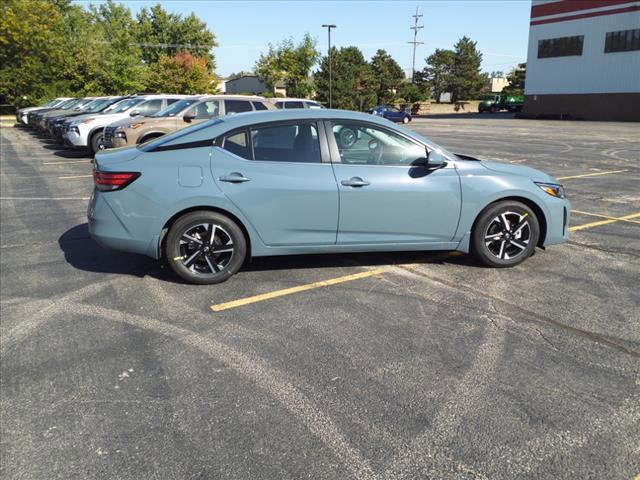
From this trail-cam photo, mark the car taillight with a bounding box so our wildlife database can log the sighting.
[93,171,140,192]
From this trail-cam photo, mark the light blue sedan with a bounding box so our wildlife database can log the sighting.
[88,109,570,284]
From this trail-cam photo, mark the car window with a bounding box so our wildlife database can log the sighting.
[275,102,284,109]
[166,98,181,106]
[109,98,145,113]
[153,98,199,117]
[252,101,268,111]
[284,101,304,109]
[331,122,426,166]
[251,123,320,163]
[225,100,252,114]
[305,101,322,109]
[222,130,251,159]
[187,100,220,119]
[136,99,163,116]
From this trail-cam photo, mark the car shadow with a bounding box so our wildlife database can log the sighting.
[60,224,480,284]
[54,149,90,159]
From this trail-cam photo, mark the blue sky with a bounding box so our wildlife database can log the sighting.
[78,0,532,77]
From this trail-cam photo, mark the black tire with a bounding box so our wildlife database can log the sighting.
[489,106,496,113]
[165,211,247,284]
[471,200,539,268]
[89,130,105,155]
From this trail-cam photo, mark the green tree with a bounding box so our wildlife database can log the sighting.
[370,49,405,105]
[450,36,484,102]
[314,46,378,111]
[0,0,65,106]
[90,0,147,94]
[135,4,217,69]
[255,34,319,98]
[502,63,526,96]
[145,52,214,94]
[420,48,455,103]
[396,82,429,103]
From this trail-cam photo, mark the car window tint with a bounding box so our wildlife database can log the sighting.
[166,98,180,105]
[252,101,268,111]
[251,123,321,163]
[222,130,251,159]
[189,100,220,119]
[275,102,284,109]
[331,122,425,166]
[225,100,252,114]
[284,101,304,109]
[136,99,163,115]
[305,101,321,109]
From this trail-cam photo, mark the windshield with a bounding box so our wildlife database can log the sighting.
[59,99,82,109]
[71,98,96,110]
[108,98,145,114]
[79,99,107,112]
[152,98,199,117]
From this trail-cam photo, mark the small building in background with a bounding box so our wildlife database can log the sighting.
[224,75,287,97]
[524,0,640,121]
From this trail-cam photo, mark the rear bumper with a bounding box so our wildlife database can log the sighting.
[87,191,159,259]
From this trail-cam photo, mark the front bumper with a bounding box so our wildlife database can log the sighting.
[542,197,571,246]
[64,127,89,148]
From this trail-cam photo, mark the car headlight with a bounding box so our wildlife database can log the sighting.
[535,182,565,198]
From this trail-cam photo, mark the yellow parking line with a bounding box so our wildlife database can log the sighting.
[569,212,640,232]
[211,267,387,312]
[44,160,88,165]
[572,209,640,225]
[57,174,93,179]
[556,169,627,181]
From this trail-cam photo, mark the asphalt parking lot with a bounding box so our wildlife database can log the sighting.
[1,115,638,480]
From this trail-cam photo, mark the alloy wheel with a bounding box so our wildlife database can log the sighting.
[484,211,531,260]
[177,223,234,275]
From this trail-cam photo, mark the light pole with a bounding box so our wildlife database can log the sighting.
[322,24,336,108]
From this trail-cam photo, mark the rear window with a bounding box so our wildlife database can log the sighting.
[225,100,252,114]
[284,101,305,109]
[252,101,268,111]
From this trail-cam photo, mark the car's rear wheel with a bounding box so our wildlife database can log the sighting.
[166,211,247,284]
[471,201,539,268]
[402,116,410,124]
[90,130,105,155]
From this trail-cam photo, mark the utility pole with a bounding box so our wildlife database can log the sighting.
[322,24,337,108]
[408,6,424,83]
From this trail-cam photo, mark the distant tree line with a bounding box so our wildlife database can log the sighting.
[0,0,218,106]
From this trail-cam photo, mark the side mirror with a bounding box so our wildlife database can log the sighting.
[129,110,140,117]
[183,111,195,123]
[427,148,446,167]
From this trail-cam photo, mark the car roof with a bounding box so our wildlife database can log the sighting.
[221,108,393,126]
[275,98,319,103]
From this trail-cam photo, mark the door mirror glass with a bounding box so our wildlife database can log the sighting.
[427,149,446,167]
[129,110,140,117]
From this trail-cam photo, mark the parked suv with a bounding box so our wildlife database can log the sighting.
[47,96,126,140]
[103,95,273,149]
[30,97,96,130]
[16,98,72,125]
[274,98,324,109]
[63,94,188,154]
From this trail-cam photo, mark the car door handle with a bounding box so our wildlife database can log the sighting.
[341,177,370,187]
[219,173,251,183]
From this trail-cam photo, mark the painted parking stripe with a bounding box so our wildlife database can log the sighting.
[211,268,387,312]
[569,212,640,232]
[556,169,627,181]
[57,174,93,179]
[572,209,640,225]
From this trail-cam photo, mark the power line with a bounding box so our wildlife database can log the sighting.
[408,5,424,82]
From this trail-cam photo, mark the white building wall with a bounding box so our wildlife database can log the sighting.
[525,8,640,95]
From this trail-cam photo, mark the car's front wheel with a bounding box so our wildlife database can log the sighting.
[166,211,247,284]
[471,201,539,268]
[89,130,105,155]
[402,116,410,124]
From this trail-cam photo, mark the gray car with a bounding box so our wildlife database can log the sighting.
[88,109,570,284]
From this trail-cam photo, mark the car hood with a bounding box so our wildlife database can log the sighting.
[481,161,557,183]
